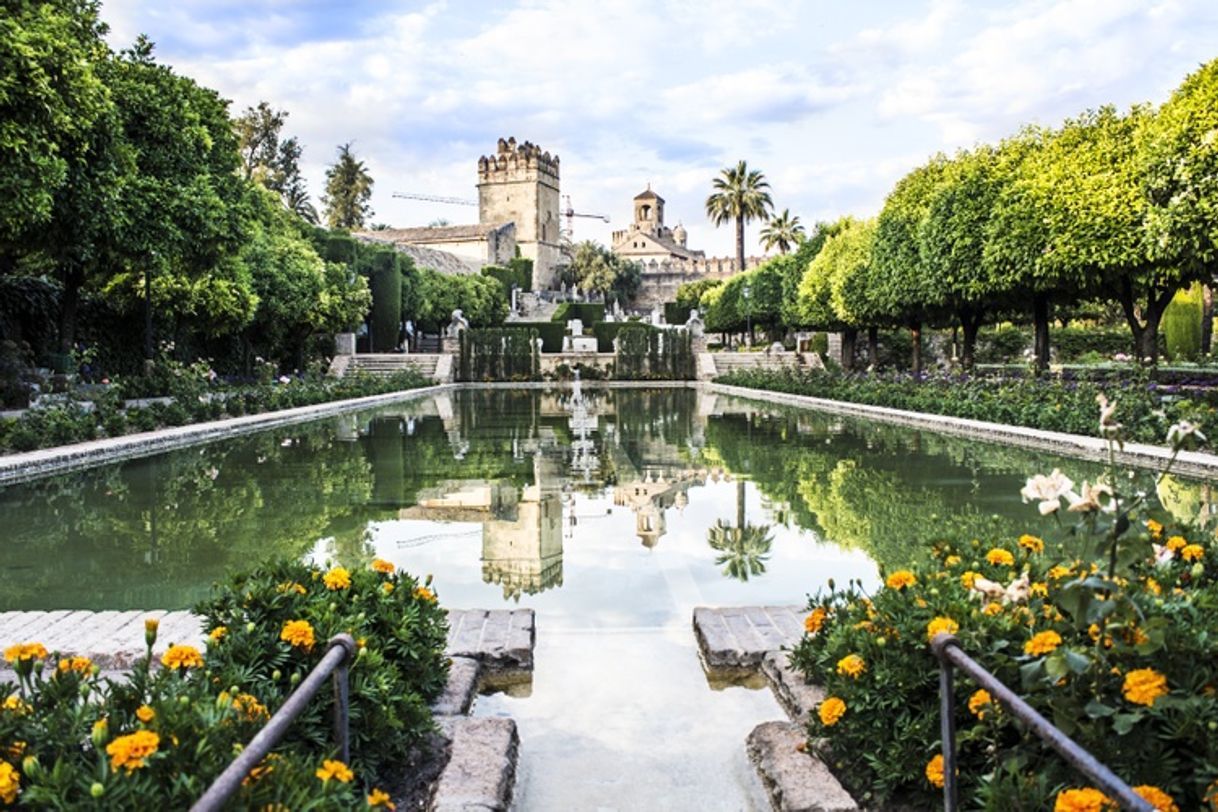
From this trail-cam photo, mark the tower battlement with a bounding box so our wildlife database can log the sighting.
[477,137,560,184]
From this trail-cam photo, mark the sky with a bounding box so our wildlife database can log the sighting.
[99,0,1218,258]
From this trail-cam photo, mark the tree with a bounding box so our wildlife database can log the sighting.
[322,143,374,230]
[759,209,805,254]
[567,241,640,307]
[797,217,873,367]
[780,220,846,330]
[705,160,773,271]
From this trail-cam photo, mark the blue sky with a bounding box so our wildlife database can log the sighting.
[101,0,1218,258]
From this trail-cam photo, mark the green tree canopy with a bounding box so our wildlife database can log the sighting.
[322,143,373,230]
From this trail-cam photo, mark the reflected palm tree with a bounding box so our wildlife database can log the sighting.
[707,479,773,581]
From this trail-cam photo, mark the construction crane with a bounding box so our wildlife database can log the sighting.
[391,191,609,236]
[561,195,609,238]
[391,192,476,206]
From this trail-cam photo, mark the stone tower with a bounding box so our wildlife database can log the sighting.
[477,137,561,290]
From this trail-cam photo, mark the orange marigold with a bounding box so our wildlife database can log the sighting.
[1145,519,1164,539]
[925,754,945,788]
[316,758,354,783]
[1018,534,1045,554]
[323,567,351,591]
[0,761,18,805]
[804,607,828,635]
[885,570,917,590]
[367,788,396,809]
[57,656,93,674]
[985,548,1015,567]
[135,705,155,723]
[818,697,846,727]
[1132,786,1178,812]
[1054,787,1113,811]
[1047,565,1073,580]
[982,602,1002,616]
[1181,544,1204,562]
[1024,630,1062,656]
[3,643,47,664]
[836,654,866,679]
[926,616,959,642]
[413,585,437,603]
[280,619,315,651]
[968,689,993,719]
[371,559,395,574]
[961,571,980,589]
[1164,536,1186,553]
[106,729,160,773]
[1122,668,1168,707]
[160,644,204,670]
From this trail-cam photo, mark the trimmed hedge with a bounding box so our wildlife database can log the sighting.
[513,321,565,353]
[551,302,605,325]
[664,302,692,325]
[366,249,402,352]
[593,321,633,353]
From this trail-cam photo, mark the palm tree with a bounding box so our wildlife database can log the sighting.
[705,160,774,271]
[759,209,805,255]
[706,519,773,581]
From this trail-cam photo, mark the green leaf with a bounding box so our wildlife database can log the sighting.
[1111,712,1141,735]
[1084,699,1115,718]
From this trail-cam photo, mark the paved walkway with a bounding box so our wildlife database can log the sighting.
[0,608,534,673]
[692,605,805,670]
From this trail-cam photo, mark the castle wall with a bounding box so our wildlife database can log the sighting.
[477,138,562,290]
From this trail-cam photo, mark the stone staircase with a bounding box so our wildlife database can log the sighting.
[330,353,452,382]
[700,351,820,380]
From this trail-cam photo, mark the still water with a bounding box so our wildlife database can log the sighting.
[3,387,1204,810]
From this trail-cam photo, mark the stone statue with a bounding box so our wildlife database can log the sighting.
[685,309,704,338]
[445,309,470,338]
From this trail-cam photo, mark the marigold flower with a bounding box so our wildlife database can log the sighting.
[106,730,160,772]
[817,697,846,727]
[1122,668,1168,707]
[231,693,269,722]
[243,754,277,786]
[1144,577,1162,596]
[371,559,395,574]
[802,606,827,635]
[277,581,307,595]
[885,570,917,590]
[925,754,945,788]
[6,742,25,762]
[1047,565,1073,580]
[1181,544,1204,562]
[944,554,961,566]
[160,644,204,670]
[413,585,437,603]
[0,696,26,716]
[0,761,18,804]
[961,571,980,589]
[926,616,959,642]
[144,618,159,647]
[323,567,352,590]
[135,705,155,723]
[1132,785,1177,812]
[3,643,48,664]
[383,582,395,595]
[1164,536,1186,553]
[968,689,993,719]
[1018,534,1045,554]
[316,758,354,783]
[367,788,396,808]
[57,656,93,674]
[982,602,1002,616]
[836,654,866,679]
[1054,787,1113,811]
[208,626,227,643]
[985,548,1015,567]
[1024,630,1062,656]
[1145,519,1164,539]
[280,619,315,651]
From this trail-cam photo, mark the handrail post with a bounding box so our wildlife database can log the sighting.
[935,635,958,812]
[332,638,356,763]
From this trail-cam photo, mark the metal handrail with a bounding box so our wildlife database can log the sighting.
[930,633,1153,812]
[191,633,358,812]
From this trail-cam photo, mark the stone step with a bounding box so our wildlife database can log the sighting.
[692,605,805,670]
[430,717,518,812]
[747,721,858,812]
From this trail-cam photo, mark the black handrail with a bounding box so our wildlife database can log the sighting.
[930,633,1153,811]
[190,633,358,812]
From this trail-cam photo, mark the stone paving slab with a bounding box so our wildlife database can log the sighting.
[0,607,535,675]
[747,721,858,812]
[693,605,805,669]
[431,656,482,717]
[430,717,518,812]
[762,651,824,724]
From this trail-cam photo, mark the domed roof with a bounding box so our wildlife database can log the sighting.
[673,222,687,237]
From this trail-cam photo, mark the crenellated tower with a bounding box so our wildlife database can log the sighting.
[477,137,561,290]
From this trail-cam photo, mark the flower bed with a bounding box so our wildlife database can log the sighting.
[715,367,1218,446]
[0,369,433,455]
[0,559,448,808]
[790,420,1218,810]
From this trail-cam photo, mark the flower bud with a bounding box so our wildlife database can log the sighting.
[79,683,92,699]
[21,755,41,780]
[91,718,109,748]
[90,783,105,799]
[290,672,302,686]
[246,622,256,633]
[1192,563,1205,579]
[425,573,434,586]
[271,669,282,681]
[178,695,190,706]
[145,618,159,647]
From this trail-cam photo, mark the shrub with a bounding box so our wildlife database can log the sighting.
[790,422,1218,810]
[1164,284,1203,362]
[367,250,402,352]
[513,321,565,353]
[550,302,605,326]
[0,558,448,808]
[664,302,692,326]
[457,327,539,382]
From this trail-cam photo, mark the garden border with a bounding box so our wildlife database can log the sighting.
[707,382,1218,479]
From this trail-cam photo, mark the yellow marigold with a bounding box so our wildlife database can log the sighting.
[106,729,160,772]
[208,626,227,643]
[818,697,846,727]
[280,619,315,651]
[277,581,307,595]
[57,656,93,675]
[1047,565,1073,580]
[3,643,47,664]
[1144,577,1162,596]
[5,742,24,762]
[1146,519,1164,539]
[243,754,278,786]
[1124,626,1149,646]
[413,585,437,603]
[1030,582,1048,598]
[135,705,155,723]
[1054,787,1113,811]
[944,554,962,566]
[926,616,959,642]
[316,758,354,783]
[0,696,25,716]
[371,558,395,574]
[961,571,979,589]
[836,654,866,679]
[1024,630,1062,656]
[1122,668,1168,707]
[367,788,396,809]
[1019,534,1045,554]
[804,606,828,634]
[968,689,993,719]
[1181,544,1204,562]
[160,644,204,670]
[885,570,917,590]
[1165,535,1186,553]
[985,548,1015,567]
[323,567,352,591]
[1132,786,1178,812]
[925,754,945,788]
[982,602,1002,616]
[383,582,395,595]
[232,693,269,722]
[0,761,18,805]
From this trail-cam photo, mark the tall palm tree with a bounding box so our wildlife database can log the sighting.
[759,209,805,255]
[705,160,774,271]
[706,519,773,581]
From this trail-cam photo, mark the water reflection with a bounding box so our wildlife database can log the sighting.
[3,387,1214,611]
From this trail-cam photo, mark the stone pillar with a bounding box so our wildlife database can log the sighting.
[335,333,356,355]
[826,333,843,366]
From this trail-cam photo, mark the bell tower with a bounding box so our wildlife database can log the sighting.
[477,137,561,290]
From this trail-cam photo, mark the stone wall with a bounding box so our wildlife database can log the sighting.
[477,138,562,290]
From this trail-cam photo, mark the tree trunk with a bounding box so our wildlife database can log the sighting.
[736,478,746,529]
[867,326,879,367]
[1203,283,1213,356]
[910,321,922,376]
[841,327,858,371]
[57,267,83,355]
[960,310,983,371]
[1032,292,1050,374]
[1116,275,1175,366]
[735,216,746,272]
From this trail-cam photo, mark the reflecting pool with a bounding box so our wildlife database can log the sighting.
[3,387,1212,810]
